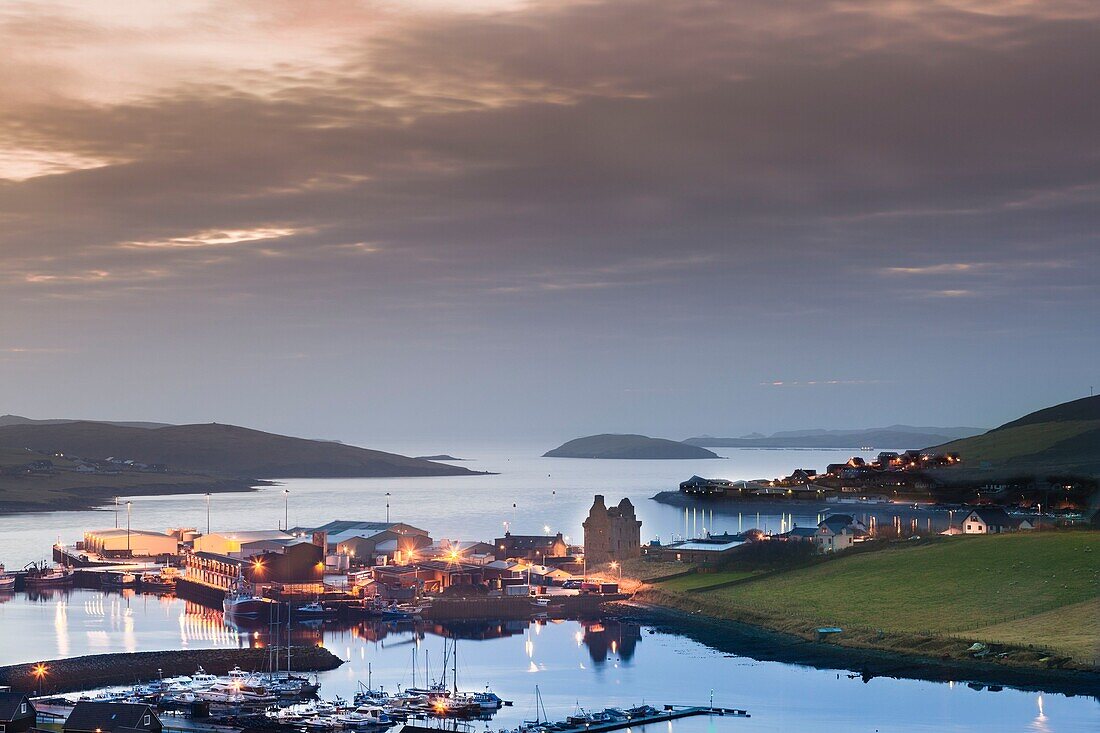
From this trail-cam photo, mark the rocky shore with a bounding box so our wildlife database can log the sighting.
[0,647,344,694]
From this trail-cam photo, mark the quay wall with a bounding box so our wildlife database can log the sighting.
[0,647,344,695]
[422,592,629,620]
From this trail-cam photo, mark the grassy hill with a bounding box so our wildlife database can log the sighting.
[644,531,1100,666]
[0,421,479,478]
[544,434,719,459]
[931,395,1100,476]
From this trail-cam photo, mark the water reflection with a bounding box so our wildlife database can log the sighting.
[0,589,1095,732]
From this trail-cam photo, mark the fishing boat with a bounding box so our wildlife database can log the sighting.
[139,572,176,592]
[222,572,281,619]
[23,562,74,587]
[296,601,336,617]
[0,564,15,591]
[101,570,137,588]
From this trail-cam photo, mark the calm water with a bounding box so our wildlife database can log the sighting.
[0,444,1095,730]
[0,444,913,568]
[0,588,1095,732]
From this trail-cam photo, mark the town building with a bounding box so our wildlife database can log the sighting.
[493,532,568,561]
[961,507,1031,534]
[184,540,324,593]
[0,693,35,733]
[192,530,298,557]
[80,529,178,558]
[679,475,734,496]
[582,495,642,564]
[288,520,431,555]
[814,514,868,552]
[63,703,161,733]
[641,536,744,565]
[335,531,433,567]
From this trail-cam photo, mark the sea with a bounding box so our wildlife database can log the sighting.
[0,443,1096,731]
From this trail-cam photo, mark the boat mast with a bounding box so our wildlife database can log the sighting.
[451,637,457,695]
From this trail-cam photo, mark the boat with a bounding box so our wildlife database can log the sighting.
[0,564,15,591]
[102,571,137,588]
[23,562,74,587]
[296,601,336,616]
[139,572,177,592]
[222,572,281,619]
[380,604,424,620]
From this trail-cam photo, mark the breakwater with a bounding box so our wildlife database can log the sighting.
[0,647,344,694]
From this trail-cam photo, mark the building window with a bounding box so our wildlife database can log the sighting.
[144,714,151,726]
[21,703,27,714]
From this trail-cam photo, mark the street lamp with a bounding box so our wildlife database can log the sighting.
[610,561,620,581]
[205,493,211,534]
[126,501,132,554]
[283,488,290,530]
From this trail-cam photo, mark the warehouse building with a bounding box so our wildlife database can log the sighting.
[81,528,178,558]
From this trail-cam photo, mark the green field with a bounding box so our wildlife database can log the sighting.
[658,570,756,591]
[649,532,1100,664]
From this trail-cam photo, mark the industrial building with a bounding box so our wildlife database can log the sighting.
[81,528,178,558]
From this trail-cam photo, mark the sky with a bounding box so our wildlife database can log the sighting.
[0,0,1098,446]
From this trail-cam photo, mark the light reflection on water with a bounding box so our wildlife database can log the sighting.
[0,589,1096,732]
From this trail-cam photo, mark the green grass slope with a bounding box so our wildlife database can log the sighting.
[0,421,479,478]
[931,396,1100,476]
[696,533,1098,661]
[544,433,719,459]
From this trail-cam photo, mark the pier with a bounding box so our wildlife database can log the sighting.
[401,705,749,733]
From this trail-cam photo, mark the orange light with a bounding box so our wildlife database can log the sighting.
[33,663,47,678]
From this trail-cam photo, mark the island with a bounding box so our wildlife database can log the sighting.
[544,434,720,460]
[0,418,486,515]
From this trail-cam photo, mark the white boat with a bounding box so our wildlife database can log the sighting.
[190,667,218,689]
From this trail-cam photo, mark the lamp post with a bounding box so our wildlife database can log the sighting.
[283,488,289,531]
[205,493,211,534]
[126,501,132,554]
[114,496,119,529]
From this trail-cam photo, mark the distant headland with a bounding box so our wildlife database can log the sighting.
[0,416,486,515]
[544,434,720,460]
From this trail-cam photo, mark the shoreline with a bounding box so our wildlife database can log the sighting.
[609,601,1100,698]
[0,478,270,517]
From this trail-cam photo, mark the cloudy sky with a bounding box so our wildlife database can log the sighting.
[1,0,1097,445]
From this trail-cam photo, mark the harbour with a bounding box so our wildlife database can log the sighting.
[1,449,1097,732]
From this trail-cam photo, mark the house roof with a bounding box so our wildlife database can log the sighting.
[64,702,157,732]
[495,534,564,551]
[0,693,32,721]
[966,507,1014,526]
[781,527,819,539]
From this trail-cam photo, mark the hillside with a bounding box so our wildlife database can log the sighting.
[686,425,984,449]
[544,434,719,459]
[642,532,1100,668]
[930,395,1100,476]
[0,414,172,429]
[0,421,480,478]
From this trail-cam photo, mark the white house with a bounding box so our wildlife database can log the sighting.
[961,507,1015,534]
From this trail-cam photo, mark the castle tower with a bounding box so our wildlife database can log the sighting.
[583,495,642,564]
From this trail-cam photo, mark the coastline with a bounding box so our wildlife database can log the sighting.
[610,601,1100,698]
[0,477,270,517]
